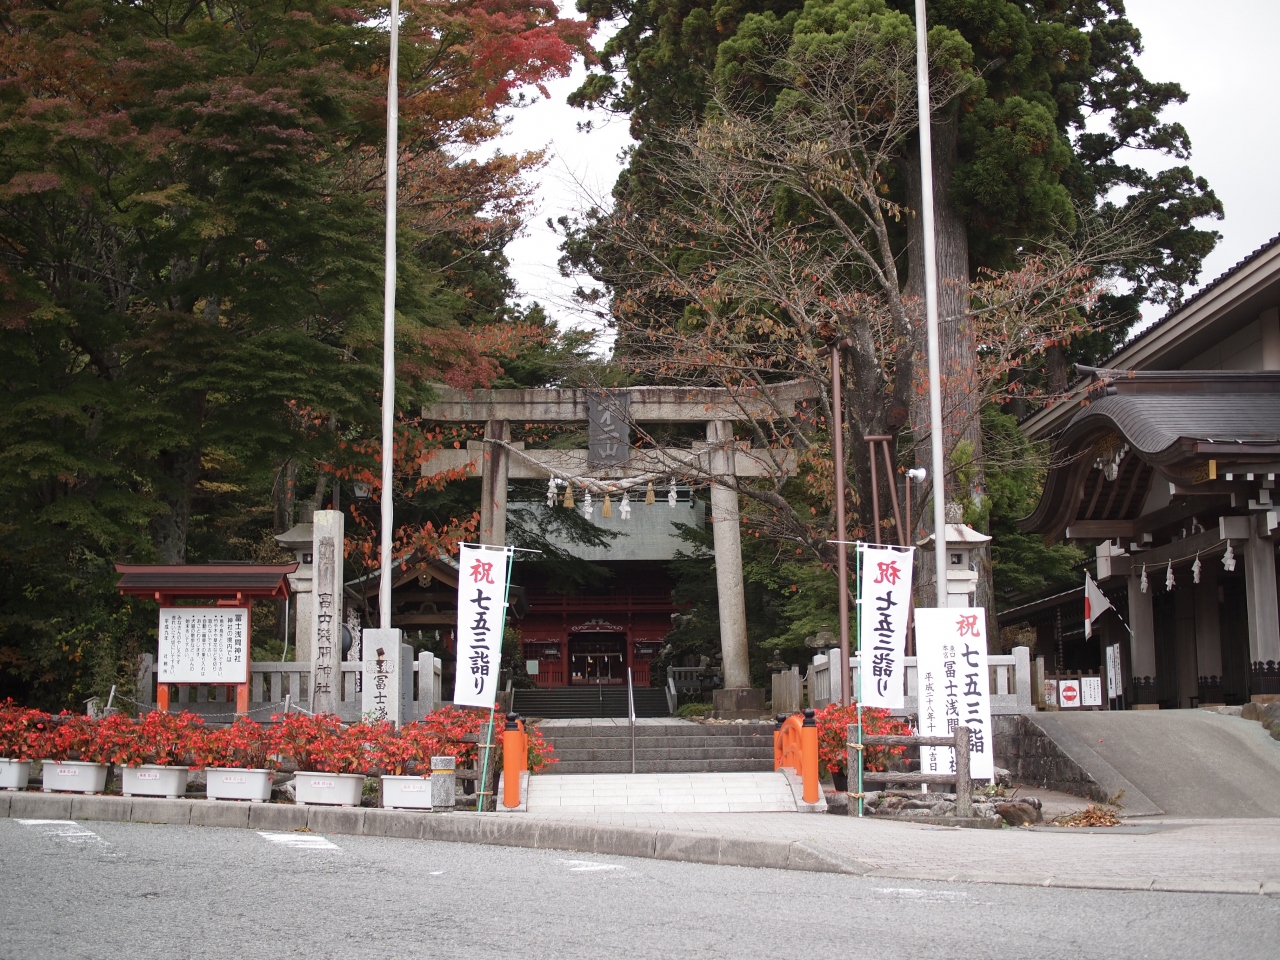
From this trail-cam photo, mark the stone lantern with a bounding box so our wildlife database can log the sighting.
[274,520,314,663]
[917,505,992,609]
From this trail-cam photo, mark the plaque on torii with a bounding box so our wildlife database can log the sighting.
[421,380,818,716]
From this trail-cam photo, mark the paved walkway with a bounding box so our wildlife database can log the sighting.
[1035,710,1280,818]
[513,809,1280,894]
[525,772,797,813]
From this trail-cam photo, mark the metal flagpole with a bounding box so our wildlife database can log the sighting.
[476,547,516,811]
[378,0,401,631]
[855,543,864,818]
[914,0,948,603]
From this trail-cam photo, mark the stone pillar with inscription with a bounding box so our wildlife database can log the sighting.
[309,510,344,714]
[361,632,407,725]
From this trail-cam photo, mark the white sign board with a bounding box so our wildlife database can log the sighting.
[914,607,994,780]
[914,608,955,778]
[158,608,248,683]
[1082,675,1103,707]
[1106,644,1121,698]
[857,544,914,710]
[1045,679,1058,707]
[453,544,514,709]
[1059,678,1081,708]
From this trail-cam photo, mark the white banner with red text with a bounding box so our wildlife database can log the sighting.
[857,544,914,710]
[452,544,515,709]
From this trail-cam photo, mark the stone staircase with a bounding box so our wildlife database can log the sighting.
[512,686,670,719]
[536,718,776,774]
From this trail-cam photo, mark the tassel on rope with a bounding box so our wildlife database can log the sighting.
[563,484,575,509]
[645,481,656,505]
[602,493,613,518]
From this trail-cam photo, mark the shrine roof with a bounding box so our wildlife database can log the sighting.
[115,563,298,600]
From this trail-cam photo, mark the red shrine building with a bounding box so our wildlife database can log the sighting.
[515,495,703,689]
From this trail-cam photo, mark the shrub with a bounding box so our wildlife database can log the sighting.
[675,702,713,718]
[99,711,203,767]
[814,703,912,777]
[0,700,50,760]
[266,713,372,775]
[43,713,113,763]
[192,718,275,771]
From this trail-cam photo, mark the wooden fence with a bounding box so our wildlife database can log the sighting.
[848,723,974,816]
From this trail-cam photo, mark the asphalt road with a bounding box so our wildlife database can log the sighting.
[1,818,1276,960]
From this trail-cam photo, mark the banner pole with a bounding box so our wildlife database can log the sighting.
[855,543,864,818]
[474,545,516,812]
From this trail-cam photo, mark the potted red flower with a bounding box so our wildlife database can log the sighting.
[40,713,112,794]
[370,720,448,810]
[193,718,276,802]
[268,713,368,807]
[0,700,49,790]
[101,711,202,800]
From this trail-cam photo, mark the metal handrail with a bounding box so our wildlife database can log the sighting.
[626,667,636,774]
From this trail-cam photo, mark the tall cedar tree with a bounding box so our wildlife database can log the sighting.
[0,0,590,708]
[566,0,1219,619]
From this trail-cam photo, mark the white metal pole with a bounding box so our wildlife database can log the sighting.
[379,0,400,630]
[914,0,949,603]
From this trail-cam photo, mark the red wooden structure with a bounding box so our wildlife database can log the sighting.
[115,563,296,716]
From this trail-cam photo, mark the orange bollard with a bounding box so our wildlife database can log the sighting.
[779,714,804,773]
[502,713,522,809]
[516,717,528,774]
[800,707,819,804]
[773,715,785,770]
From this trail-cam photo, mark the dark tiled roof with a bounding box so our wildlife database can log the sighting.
[115,563,298,599]
[1107,232,1280,365]
[1067,394,1280,455]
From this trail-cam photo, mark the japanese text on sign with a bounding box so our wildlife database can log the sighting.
[915,606,993,780]
[158,608,248,684]
[857,544,914,710]
[452,543,514,709]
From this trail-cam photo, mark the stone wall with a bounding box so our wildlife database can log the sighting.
[993,714,1110,803]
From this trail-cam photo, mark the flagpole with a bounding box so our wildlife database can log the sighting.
[914,0,948,603]
[378,0,400,630]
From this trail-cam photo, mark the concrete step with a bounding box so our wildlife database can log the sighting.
[548,759,776,775]
[537,723,774,738]
[523,771,797,813]
[551,746,773,762]
[545,735,772,751]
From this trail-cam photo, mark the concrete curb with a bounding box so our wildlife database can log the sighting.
[6,792,1275,896]
[1027,714,1162,816]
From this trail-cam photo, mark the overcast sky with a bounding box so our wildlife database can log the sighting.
[493,0,1280,335]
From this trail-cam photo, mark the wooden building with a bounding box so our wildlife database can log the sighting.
[1004,235,1280,706]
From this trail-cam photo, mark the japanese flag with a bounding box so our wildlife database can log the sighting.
[1083,572,1112,639]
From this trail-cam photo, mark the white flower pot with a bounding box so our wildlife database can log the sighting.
[381,775,432,810]
[122,765,189,799]
[294,771,364,807]
[41,760,109,794]
[205,768,274,802]
[0,758,32,791]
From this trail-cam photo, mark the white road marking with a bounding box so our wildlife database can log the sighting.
[16,819,105,844]
[258,831,339,850]
[559,859,624,873]
[875,887,968,903]
[429,871,445,876]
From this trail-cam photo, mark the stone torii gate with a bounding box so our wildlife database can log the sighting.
[422,380,817,717]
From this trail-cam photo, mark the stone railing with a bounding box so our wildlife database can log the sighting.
[135,651,443,724]
[807,646,1033,715]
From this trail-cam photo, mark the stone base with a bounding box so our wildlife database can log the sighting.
[1131,704,1160,710]
[712,687,767,719]
[1251,694,1280,704]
